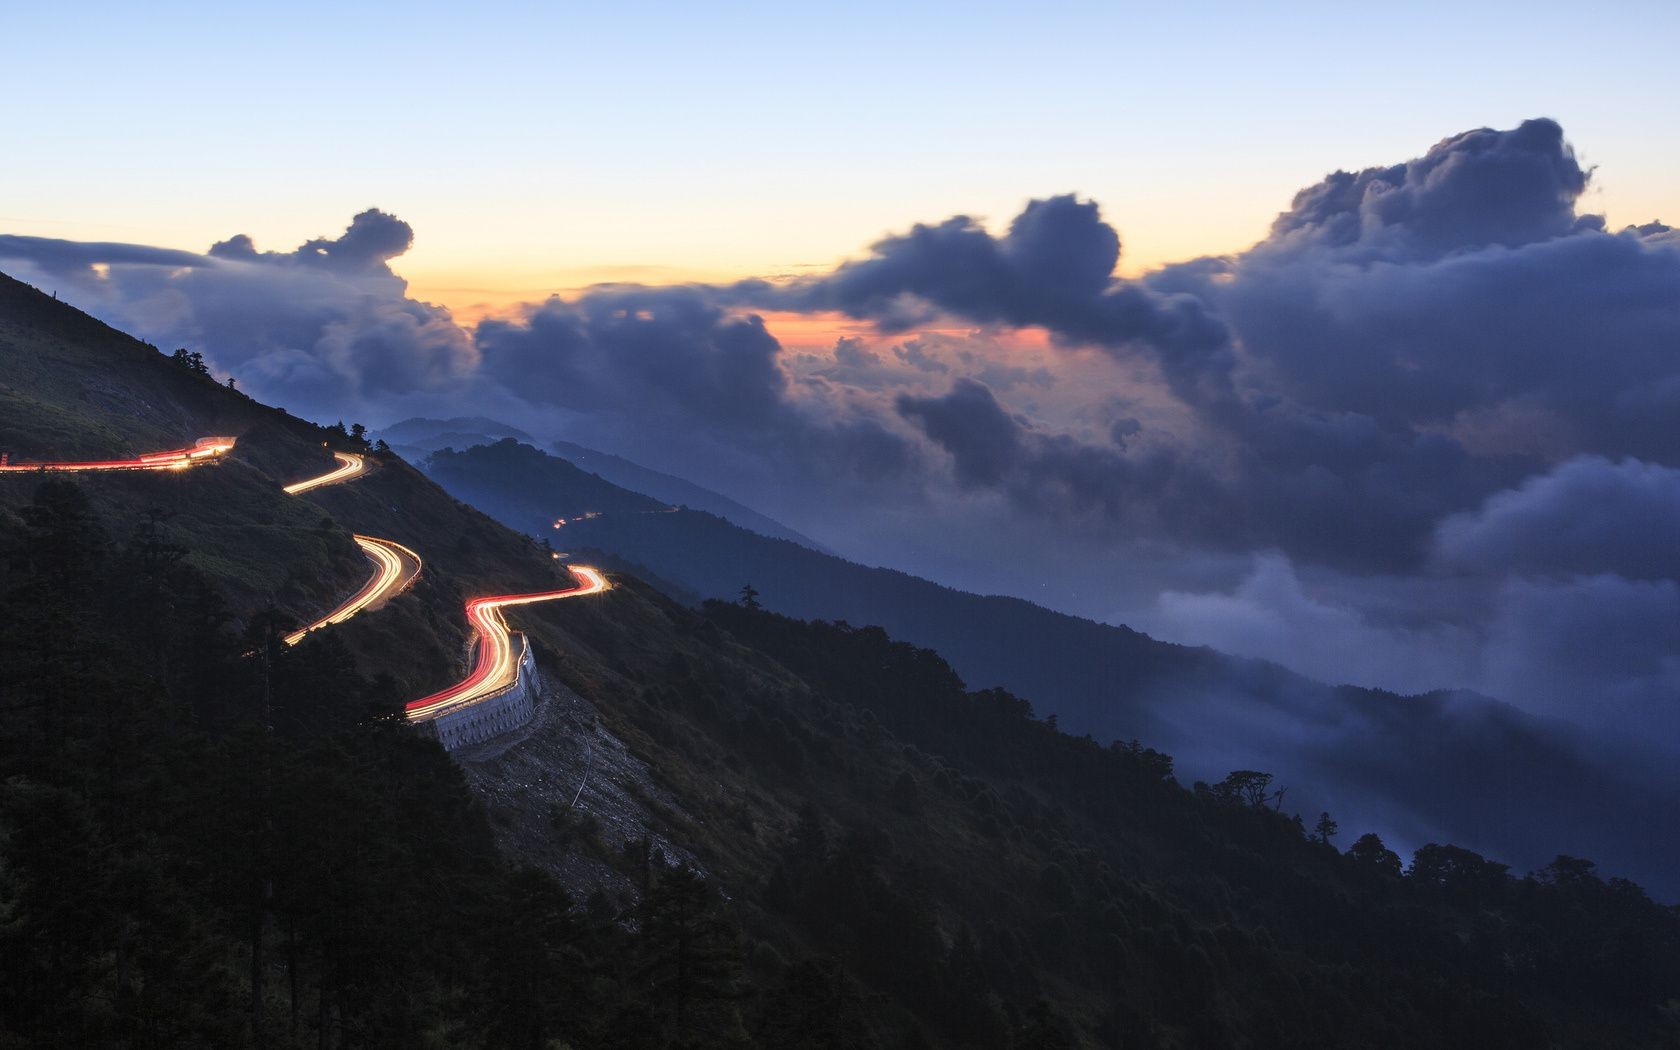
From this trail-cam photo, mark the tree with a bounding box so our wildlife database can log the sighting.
[1346,833,1403,877]
[349,423,367,447]
[756,959,880,1050]
[633,866,746,1046]
[1409,844,1510,902]
[890,770,921,815]
[1313,811,1339,846]
[1535,854,1599,888]
[1211,770,1273,809]
[1014,1000,1077,1050]
[739,583,761,610]
[226,376,237,391]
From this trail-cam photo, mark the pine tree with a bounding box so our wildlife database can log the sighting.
[1314,811,1339,846]
[633,867,747,1047]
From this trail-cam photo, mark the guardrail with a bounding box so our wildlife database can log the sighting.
[420,634,541,751]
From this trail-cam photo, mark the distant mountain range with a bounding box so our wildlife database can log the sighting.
[419,437,1680,898]
[380,416,829,551]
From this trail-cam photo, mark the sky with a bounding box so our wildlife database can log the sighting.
[2,2,1678,796]
[5,1,1679,320]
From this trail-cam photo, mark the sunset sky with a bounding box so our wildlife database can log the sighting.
[6,0,1678,323]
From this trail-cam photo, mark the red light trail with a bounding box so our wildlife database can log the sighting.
[0,436,236,473]
[405,566,609,722]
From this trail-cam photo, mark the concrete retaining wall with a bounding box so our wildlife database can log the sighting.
[425,634,540,752]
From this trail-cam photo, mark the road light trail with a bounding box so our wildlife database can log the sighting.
[0,436,236,473]
[4,432,599,730]
[406,565,609,722]
[282,451,365,494]
[283,535,423,646]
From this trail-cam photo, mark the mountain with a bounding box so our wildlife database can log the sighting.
[4,268,1678,1049]
[547,437,833,551]
[416,438,1680,900]
[380,415,827,549]
[377,414,536,452]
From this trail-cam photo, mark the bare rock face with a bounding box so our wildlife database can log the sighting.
[455,671,699,904]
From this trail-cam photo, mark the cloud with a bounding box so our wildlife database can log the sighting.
[1145,551,1680,747]
[0,235,204,272]
[733,193,1235,407]
[209,208,416,271]
[1480,574,1680,735]
[0,209,475,420]
[895,378,1024,487]
[13,119,1669,584]
[691,119,1680,580]
[1434,457,1680,581]
[1259,117,1594,259]
[1146,553,1478,694]
[474,286,915,485]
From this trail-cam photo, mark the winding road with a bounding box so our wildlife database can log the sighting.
[282,534,423,646]
[282,451,365,494]
[405,567,610,722]
[7,437,605,736]
[0,436,236,473]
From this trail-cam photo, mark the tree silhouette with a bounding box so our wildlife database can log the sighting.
[633,866,746,1046]
[1212,770,1274,808]
[1346,832,1403,877]
[738,583,761,610]
[1314,811,1339,846]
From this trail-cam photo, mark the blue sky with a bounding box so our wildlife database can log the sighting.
[4,0,1675,313]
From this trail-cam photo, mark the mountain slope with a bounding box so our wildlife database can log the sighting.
[380,414,826,548]
[547,436,833,550]
[416,438,1680,899]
